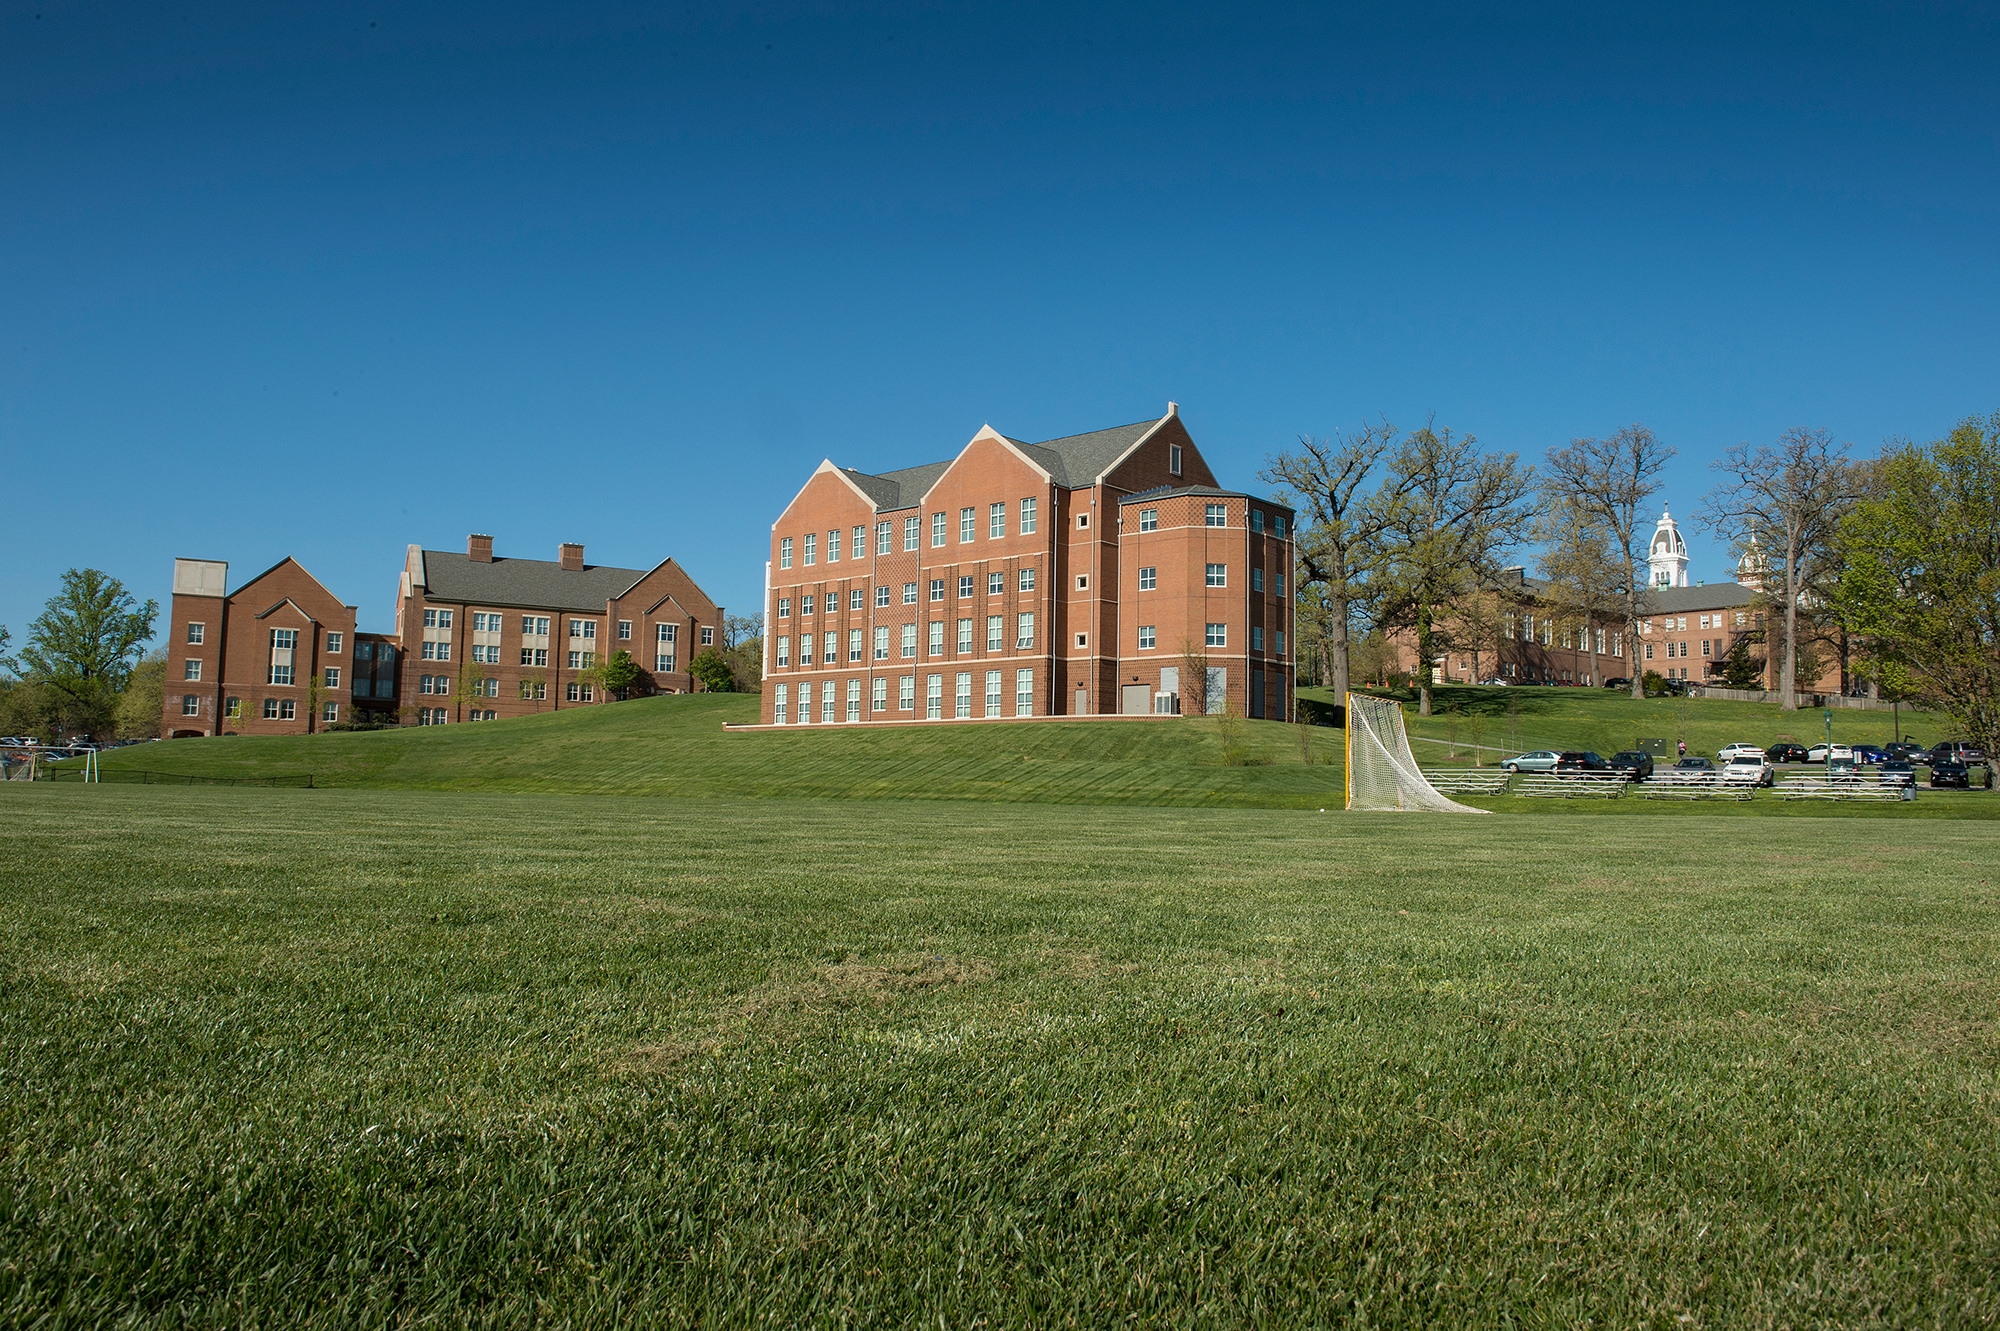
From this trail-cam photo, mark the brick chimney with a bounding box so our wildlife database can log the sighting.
[467,534,494,563]
[559,542,585,572]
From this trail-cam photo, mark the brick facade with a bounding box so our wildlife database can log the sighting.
[160,557,364,737]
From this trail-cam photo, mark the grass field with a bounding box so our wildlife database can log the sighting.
[4,784,1997,1325]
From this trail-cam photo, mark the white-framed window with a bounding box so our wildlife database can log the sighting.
[1252,568,1264,592]
[827,528,841,562]
[775,683,789,724]
[823,689,836,723]
[960,508,976,543]
[899,675,915,710]
[184,658,203,681]
[958,575,974,598]
[181,694,200,716]
[658,623,677,644]
[1076,575,1089,590]
[323,702,339,723]
[1138,626,1155,649]
[926,674,943,720]
[520,647,548,667]
[1206,563,1227,587]
[803,533,816,565]
[854,525,866,557]
[263,698,280,718]
[325,632,342,654]
[324,666,340,689]
[1075,633,1088,648]
[876,521,893,555]
[987,616,1003,651]
[423,609,438,628]
[901,624,917,658]
[984,670,1002,716]
[903,583,918,604]
[802,594,815,615]
[846,679,861,722]
[929,579,945,602]
[1139,508,1157,531]
[1205,503,1226,527]
[874,626,889,660]
[801,633,814,664]
[702,627,714,645]
[929,622,944,655]
[1645,643,1655,660]
[796,681,811,724]
[1206,623,1226,647]
[656,652,675,673]
[570,620,597,640]
[1170,444,1182,475]
[1138,566,1156,591]
[420,641,446,661]
[618,620,632,640]
[523,615,550,636]
[904,516,921,551]
[848,588,863,611]
[278,699,296,720]
[1019,568,1035,593]
[957,619,973,654]
[780,537,793,568]
[1020,497,1037,534]
[1078,512,1089,529]
[986,572,1003,595]
[876,585,891,608]
[1252,510,1264,534]
[823,635,836,663]
[989,502,1006,538]
[872,677,888,711]
[1017,613,1034,649]
[931,512,947,547]
[1016,668,1033,716]
[955,672,972,718]
[1252,627,1264,652]
[1613,632,1623,657]
[187,622,205,645]
[849,629,864,662]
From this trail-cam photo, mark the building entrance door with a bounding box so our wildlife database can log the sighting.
[1074,687,1088,714]
[1121,683,1150,715]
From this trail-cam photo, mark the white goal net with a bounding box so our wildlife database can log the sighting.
[1345,693,1489,814]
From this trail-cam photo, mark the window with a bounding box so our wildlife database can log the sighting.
[929,579,945,602]
[855,526,866,557]
[1017,613,1034,648]
[325,632,342,654]
[1075,575,1089,590]
[926,674,943,720]
[423,609,438,628]
[1645,643,1655,660]
[521,680,546,701]
[985,670,1002,716]
[901,624,917,658]
[181,694,200,716]
[1170,444,1182,475]
[1275,515,1287,538]
[1523,615,1535,642]
[1252,627,1265,652]
[263,698,279,719]
[657,623,677,645]
[849,629,864,662]
[957,619,973,654]
[1020,497,1037,534]
[1206,564,1227,587]
[1078,512,1090,529]
[570,620,597,640]
[1276,630,1285,655]
[1016,669,1033,716]
[567,681,581,701]
[932,513,947,547]
[990,502,1006,538]
[780,537,793,568]
[269,664,294,685]
[874,626,890,660]
[1139,508,1157,532]
[617,620,631,640]
[187,622,205,645]
[955,672,972,718]
[1139,626,1155,650]
[1019,568,1036,593]
[801,634,814,664]
[875,585,890,608]
[1075,633,1088,648]
[1252,568,1264,593]
[775,683,789,724]
[803,533,816,565]
[1734,612,1747,627]
[929,622,944,655]
[877,521,893,555]
[1206,504,1226,527]
[1252,510,1264,533]
[1699,614,1710,629]
[796,681,810,723]
[960,508,976,542]
[520,648,548,667]
[958,575,973,598]
[987,615,1003,651]
[1206,623,1226,647]
[1276,573,1285,597]
[827,528,841,562]
[184,659,203,681]
[568,650,594,670]
[802,595,815,615]
[418,675,435,695]
[702,627,714,645]
[524,616,550,636]
[225,698,242,719]
[278,700,296,721]
[988,572,1004,595]
[1613,632,1623,657]
[582,683,595,701]
[824,636,836,663]
[657,650,676,672]
[848,589,864,611]
[872,678,887,711]
[777,636,791,665]
[274,628,297,648]
[899,676,915,710]
[324,667,340,689]
[1596,628,1606,654]
[904,516,921,551]
[420,641,444,661]
[847,679,861,722]
[903,583,918,604]
[1701,639,1713,657]
[1138,566,1156,591]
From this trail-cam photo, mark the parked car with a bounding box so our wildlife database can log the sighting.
[1722,754,1776,786]
[1805,743,1853,764]
[1608,750,1655,780]
[1501,750,1561,773]
[1476,677,1511,686]
[1555,751,1613,774]
[1878,759,1916,787]
[1717,742,1766,761]
[1925,742,1989,767]
[1673,756,1717,772]
[1852,744,1891,766]
[1929,759,1995,789]
[1882,741,1927,763]
[1603,678,1631,690]
[1765,743,1810,764]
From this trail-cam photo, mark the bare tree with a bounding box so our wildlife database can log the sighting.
[1543,425,1674,699]
[1262,419,1400,707]
[1177,638,1209,717]
[1533,493,1626,688]
[1701,427,1860,711]
[1374,421,1535,716]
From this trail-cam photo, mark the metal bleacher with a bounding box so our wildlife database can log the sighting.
[1419,768,1513,796]
[1509,771,1631,799]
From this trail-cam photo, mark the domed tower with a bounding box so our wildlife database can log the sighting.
[1735,527,1767,591]
[1647,506,1689,588]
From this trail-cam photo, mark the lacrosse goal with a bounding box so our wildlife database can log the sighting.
[1345,693,1489,813]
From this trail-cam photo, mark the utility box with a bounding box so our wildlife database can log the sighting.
[1637,737,1670,756]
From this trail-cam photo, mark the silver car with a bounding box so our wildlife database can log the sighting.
[1501,750,1561,773]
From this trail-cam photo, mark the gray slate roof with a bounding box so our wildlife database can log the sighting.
[1118,484,1296,511]
[1498,568,1760,613]
[844,418,1160,508]
[419,550,650,612]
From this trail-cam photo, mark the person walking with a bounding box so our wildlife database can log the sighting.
[1677,738,1687,759]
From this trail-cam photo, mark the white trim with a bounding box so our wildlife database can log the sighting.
[909,425,1054,508]
[1091,402,1177,485]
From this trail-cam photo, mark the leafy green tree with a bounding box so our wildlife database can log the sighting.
[688,648,734,693]
[1718,635,1766,689]
[598,649,642,699]
[6,569,158,738]
[721,614,763,694]
[116,649,167,739]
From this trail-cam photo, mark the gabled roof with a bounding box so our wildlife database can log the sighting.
[838,414,1165,508]
[1119,484,1295,512]
[1494,569,1761,614]
[417,550,650,613]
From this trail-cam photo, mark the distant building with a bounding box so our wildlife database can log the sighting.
[761,403,1295,724]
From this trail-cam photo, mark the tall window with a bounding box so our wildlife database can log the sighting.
[803,533,816,565]
[1015,668,1034,716]
[929,622,944,656]
[847,679,861,722]
[899,676,915,710]
[849,629,863,662]
[985,670,1002,716]
[1206,623,1226,647]
[988,572,1004,595]
[1020,497,1037,534]
[181,694,200,716]
[823,688,837,724]
[854,526,866,557]
[780,537,793,568]
[775,683,788,724]
[926,674,943,720]
[1170,444,1182,475]
[1206,564,1227,587]
[955,672,972,718]
[872,677,888,711]
[1251,568,1264,593]
[957,619,973,654]
[1251,510,1264,533]
[902,624,917,658]
[850,588,865,611]
[1275,515,1286,538]
[987,615,1003,651]
[960,508,976,543]
[876,521,892,555]
[801,633,813,664]
[1139,508,1157,531]
[930,579,945,602]
[874,585,889,608]
[1205,503,1226,527]
[904,516,921,551]
[1016,613,1034,649]
[824,635,837,663]
[903,583,918,604]
[874,626,889,660]
[796,681,811,724]
[1019,568,1035,592]
[325,632,342,654]
[958,575,973,598]
[1252,627,1264,651]
[827,529,841,562]
[1138,566,1156,591]
[185,659,203,681]
[931,512,947,547]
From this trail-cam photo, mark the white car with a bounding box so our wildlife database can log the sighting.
[1717,743,1766,761]
[1477,677,1511,687]
[1806,743,1854,763]
[1722,754,1775,786]
[1501,750,1561,773]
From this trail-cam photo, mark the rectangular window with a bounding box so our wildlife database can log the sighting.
[932,513,947,547]
[274,628,296,648]
[1699,614,1710,629]
[827,528,840,562]
[263,698,280,718]
[1016,668,1033,716]
[181,694,200,716]
[1138,566,1156,591]
[929,579,945,602]
[872,677,887,711]
[1077,513,1089,529]
[570,620,596,640]
[854,526,866,557]
[801,634,813,664]
[877,521,892,555]
[823,635,836,663]
[955,672,972,719]
[279,700,296,721]
[795,680,810,724]
[1276,573,1285,597]
[1139,508,1157,531]
[423,609,438,628]
[187,622,205,644]
[1020,497,1037,534]
[1206,564,1227,587]
[849,589,864,611]
[1138,626,1155,650]
[1170,444,1182,475]
[875,585,890,607]
[523,616,550,636]
[1252,567,1264,593]
[849,629,864,662]
[658,623,677,644]
[902,624,917,658]
[1275,515,1286,538]
[926,674,943,720]
[777,636,790,666]
[1206,503,1226,527]
[903,583,918,605]
[618,620,632,640]
[1507,612,1516,639]
[1613,632,1623,657]
[1075,633,1087,648]
[803,533,816,565]
[1734,612,1747,627]
[325,632,342,654]
[1017,613,1034,649]
[899,676,915,710]
[960,508,976,543]
[802,594,814,615]
[985,670,1002,716]
[847,679,861,722]
[324,666,340,689]
[1701,638,1712,657]
[656,653,675,673]
[1019,567,1036,592]
[1645,643,1655,660]
[1206,623,1226,647]
[990,502,1006,538]
[780,537,793,569]
[822,689,837,724]
[904,516,921,551]
[520,647,548,667]
[957,619,973,654]
[775,683,789,724]
[952,575,969,599]
[1276,630,1285,655]
[988,572,1004,595]
[702,626,714,645]
[1075,575,1089,591]
[184,658,203,681]
[987,615,1003,651]
[1252,626,1265,652]
[269,664,293,685]
[929,622,944,656]
[1252,510,1264,534]
[874,626,889,660]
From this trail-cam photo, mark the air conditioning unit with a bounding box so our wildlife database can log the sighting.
[1153,692,1180,715]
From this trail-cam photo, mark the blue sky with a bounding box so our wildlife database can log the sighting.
[5,1,1996,639]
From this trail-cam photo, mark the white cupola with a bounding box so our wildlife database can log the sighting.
[1735,527,1767,591]
[1647,506,1689,588]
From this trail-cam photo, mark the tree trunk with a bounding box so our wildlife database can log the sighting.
[1330,587,1351,706]
[1779,535,1800,710]
[1626,580,1644,700]
[1416,602,1434,717]
[1587,617,1599,688]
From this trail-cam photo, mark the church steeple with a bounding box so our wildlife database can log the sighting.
[1647,506,1689,588]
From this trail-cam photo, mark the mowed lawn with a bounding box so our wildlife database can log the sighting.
[4,787,1997,1326]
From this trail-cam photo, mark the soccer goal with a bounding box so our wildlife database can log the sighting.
[1345,693,1489,813]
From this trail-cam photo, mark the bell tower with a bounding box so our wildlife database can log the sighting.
[1647,506,1689,588]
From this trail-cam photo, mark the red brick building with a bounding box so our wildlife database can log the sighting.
[761,403,1295,725]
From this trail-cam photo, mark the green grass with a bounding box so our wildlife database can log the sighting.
[4,786,1997,1325]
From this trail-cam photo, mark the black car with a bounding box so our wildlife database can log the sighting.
[1555,750,1612,774]
[1765,743,1810,764]
[1608,750,1655,780]
[1879,759,1916,787]
[1883,741,1927,763]
[1673,756,1716,772]
[1931,759,1995,790]
[1603,678,1632,690]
